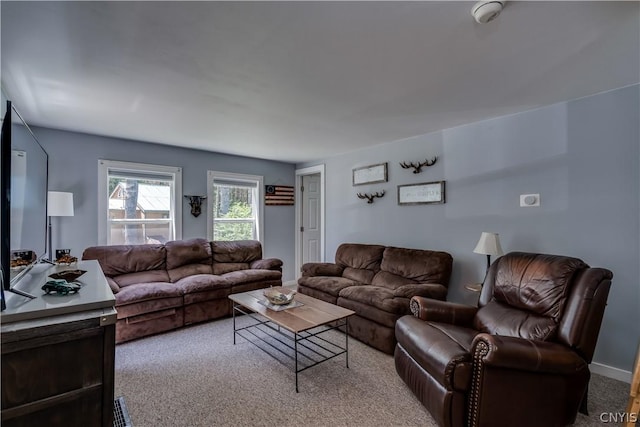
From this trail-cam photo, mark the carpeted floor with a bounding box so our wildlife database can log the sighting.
[115,317,629,427]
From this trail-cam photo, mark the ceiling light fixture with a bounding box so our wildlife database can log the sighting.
[472,1,506,24]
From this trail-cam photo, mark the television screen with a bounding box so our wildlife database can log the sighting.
[1,99,49,292]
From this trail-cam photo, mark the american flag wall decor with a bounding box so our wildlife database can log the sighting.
[265,185,295,206]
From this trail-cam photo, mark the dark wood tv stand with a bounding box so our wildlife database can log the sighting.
[1,260,117,427]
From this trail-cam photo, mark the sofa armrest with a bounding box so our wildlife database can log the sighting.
[301,262,344,277]
[410,297,477,326]
[472,334,587,375]
[393,283,448,300]
[250,258,283,271]
[106,277,120,294]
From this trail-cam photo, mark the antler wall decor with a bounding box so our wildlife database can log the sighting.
[399,156,438,174]
[185,195,207,217]
[357,190,386,204]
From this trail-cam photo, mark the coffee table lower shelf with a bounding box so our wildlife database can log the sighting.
[232,303,350,392]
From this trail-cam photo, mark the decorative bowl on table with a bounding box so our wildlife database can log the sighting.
[49,269,87,282]
[263,287,296,305]
[55,255,78,266]
[10,259,30,271]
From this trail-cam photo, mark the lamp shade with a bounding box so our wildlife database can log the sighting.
[47,191,74,217]
[473,232,503,256]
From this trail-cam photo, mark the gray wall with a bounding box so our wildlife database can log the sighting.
[298,84,640,372]
[35,128,297,281]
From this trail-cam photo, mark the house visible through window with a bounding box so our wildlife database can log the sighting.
[98,160,182,245]
[207,171,263,243]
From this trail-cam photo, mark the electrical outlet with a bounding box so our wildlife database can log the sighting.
[520,194,540,207]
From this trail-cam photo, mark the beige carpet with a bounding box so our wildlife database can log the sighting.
[115,317,629,427]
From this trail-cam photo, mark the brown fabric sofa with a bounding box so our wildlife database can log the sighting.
[297,243,452,354]
[394,252,613,427]
[82,238,282,343]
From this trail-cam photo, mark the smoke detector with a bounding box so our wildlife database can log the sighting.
[472,1,506,24]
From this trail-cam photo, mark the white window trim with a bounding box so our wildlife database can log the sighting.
[207,170,264,244]
[98,159,182,245]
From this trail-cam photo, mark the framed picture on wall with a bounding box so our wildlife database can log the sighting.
[397,181,445,205]
[352,163,388,186]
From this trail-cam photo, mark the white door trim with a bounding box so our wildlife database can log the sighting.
[295,164,325,279]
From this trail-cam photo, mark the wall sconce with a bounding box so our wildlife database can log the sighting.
[473,232,503,271]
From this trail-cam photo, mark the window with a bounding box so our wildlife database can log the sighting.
[98,160,182,245]
[207,171,263,243]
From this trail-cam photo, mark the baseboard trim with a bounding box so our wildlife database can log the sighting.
[591,362,631,383]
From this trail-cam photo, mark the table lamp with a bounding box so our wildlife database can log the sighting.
[47,191,74,262]
[473,232,503,271]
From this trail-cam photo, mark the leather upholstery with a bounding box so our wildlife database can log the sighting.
[298,242,452,354]
[394,251,612,427]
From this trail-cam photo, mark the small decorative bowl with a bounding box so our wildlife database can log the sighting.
[49,269,87,282]
[263,287,296,305]
[55,255,78,266]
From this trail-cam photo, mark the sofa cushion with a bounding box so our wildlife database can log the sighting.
[83,244,166,277]
[342,267,376,284]
[168,264,214,283]
[115,298,184,321]
[338,285,410,316]
[251,258,283,271]
[337,297,400,328]
[298,276,361,297]
[335,243,385,284]
[371,271,415,290]
[473,300,558,341]
[221,269,282,286]
[113,270,171,288]
[115,282,182,306]
[378,247,452,286]
[213,262,249,275]
[166,238,212,269]
[176,274,231,305]
[302,262,344,277]
[212,240,262,263]
[166,238,213,281]
[396,315,475,392]
[114,282,183,319]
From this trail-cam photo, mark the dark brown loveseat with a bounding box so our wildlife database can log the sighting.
[83,238,282,343]
[297,243,452,354]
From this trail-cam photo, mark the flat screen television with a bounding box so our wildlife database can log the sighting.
[1,99,49,303]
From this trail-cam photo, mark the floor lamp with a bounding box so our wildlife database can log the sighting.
[47,191,74,262]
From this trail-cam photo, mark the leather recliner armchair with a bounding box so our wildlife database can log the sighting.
[394,252,613,427]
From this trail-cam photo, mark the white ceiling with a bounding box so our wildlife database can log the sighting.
[1,1,638,164]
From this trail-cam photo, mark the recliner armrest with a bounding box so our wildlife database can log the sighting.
[410,297,477,326]
[250,258,283,271]
[301,262,344,277]
[393,283,447,300]
[472,334,587,375]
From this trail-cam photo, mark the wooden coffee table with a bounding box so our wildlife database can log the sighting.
[229,287,355,392]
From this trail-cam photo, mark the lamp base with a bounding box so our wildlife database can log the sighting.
[48,216,53,262]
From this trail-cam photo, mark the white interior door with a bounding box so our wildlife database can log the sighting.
[301,173,322,266]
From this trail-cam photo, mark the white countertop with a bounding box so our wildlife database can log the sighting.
[1,260,116,324]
